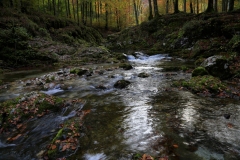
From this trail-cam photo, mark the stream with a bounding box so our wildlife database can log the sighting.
[0,52,240,160]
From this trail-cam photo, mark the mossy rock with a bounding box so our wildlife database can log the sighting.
[192,67,209,77]
[173,75,227,93]
[77,69,88,76]
[114,80,131,89]
[138,72,149,78]
[201,55,231,79]
[119,63,133,70]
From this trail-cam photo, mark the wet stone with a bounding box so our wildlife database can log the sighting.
[114,80,131,89]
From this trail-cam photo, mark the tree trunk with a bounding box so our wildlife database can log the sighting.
[105,3,108,30]
[148,0,153,20]
[133,0,139,25]
[173,0,179,13]
[205,0,214,12]
[65,0,68,17]
[67,0,71,18]
[183,0,186,12]
[153,0,159,17]
[10,0,13,7]
[52,0,56,15]
[90,2,92,25]
[197,0,199,13]
[214,0,218,12]
[81,2,84,24]
[228,0,234,11]
[77,0,79,25]
[190,0,194,13]
[72,0,75,20]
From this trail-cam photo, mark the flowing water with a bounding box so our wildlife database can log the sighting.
[0,52,240,160]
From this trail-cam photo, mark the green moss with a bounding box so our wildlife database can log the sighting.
[192,67,209,77]
[174,75,227,93]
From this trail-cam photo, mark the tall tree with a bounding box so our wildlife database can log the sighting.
[183,0,186,12]
[205,0,214,12]
[133,0,139,25]
[52,0,56,15]
[228,0,234,11]
[190,0,194,13]
[173,0,179,13]
[72,0,76,20]
[152,0,159,17]
[77,0,79,25]
[105,3,108,30]
[148,0,153,20]
[214,0,218,12]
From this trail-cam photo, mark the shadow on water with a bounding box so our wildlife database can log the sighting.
[0,52,240,160]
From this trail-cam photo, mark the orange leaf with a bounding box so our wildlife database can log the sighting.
[71,145,77,150]
[83,110,91,115]
[173,144,179,148]
[51,145,57,150]
[55,140,61,144]
[17,124,23,129]
[12,134,22,141]
[61,145,67,152]
[142,154,147,160]
[227,123,233,128]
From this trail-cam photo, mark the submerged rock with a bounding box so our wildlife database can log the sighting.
[138,72,150,78]
[201,55,231,79]
[114,80,130,89]
[119,63,133,70]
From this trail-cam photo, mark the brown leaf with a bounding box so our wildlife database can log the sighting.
[83,110,91,115]
[142,154,147,160]
[12,134,22,141]
[51,145,57,150]
[55,140,61,144]
[61,144,70,152]
[173,144,179,148]
[227,123,233,128]
[74,133,80,137]
[71,145,77,150]
[17,124,23,129]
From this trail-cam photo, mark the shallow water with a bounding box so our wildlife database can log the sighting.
[0,52,240,160]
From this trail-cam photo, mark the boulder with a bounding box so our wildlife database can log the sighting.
[114,80,130,89]
[201,55,231,79]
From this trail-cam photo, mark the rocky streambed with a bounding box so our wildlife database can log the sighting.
[0,52,240,160]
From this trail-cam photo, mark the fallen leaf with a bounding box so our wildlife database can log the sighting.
[71,145,77,150]
[17,124,23,129]
[173,144,179,148]
[12,134,22,141]
[83,110,91,115]
[55,140,61,144]
[61,144,70,152]
[51,145,57,150]
[142,154,147,160]
[227,123,233,128]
